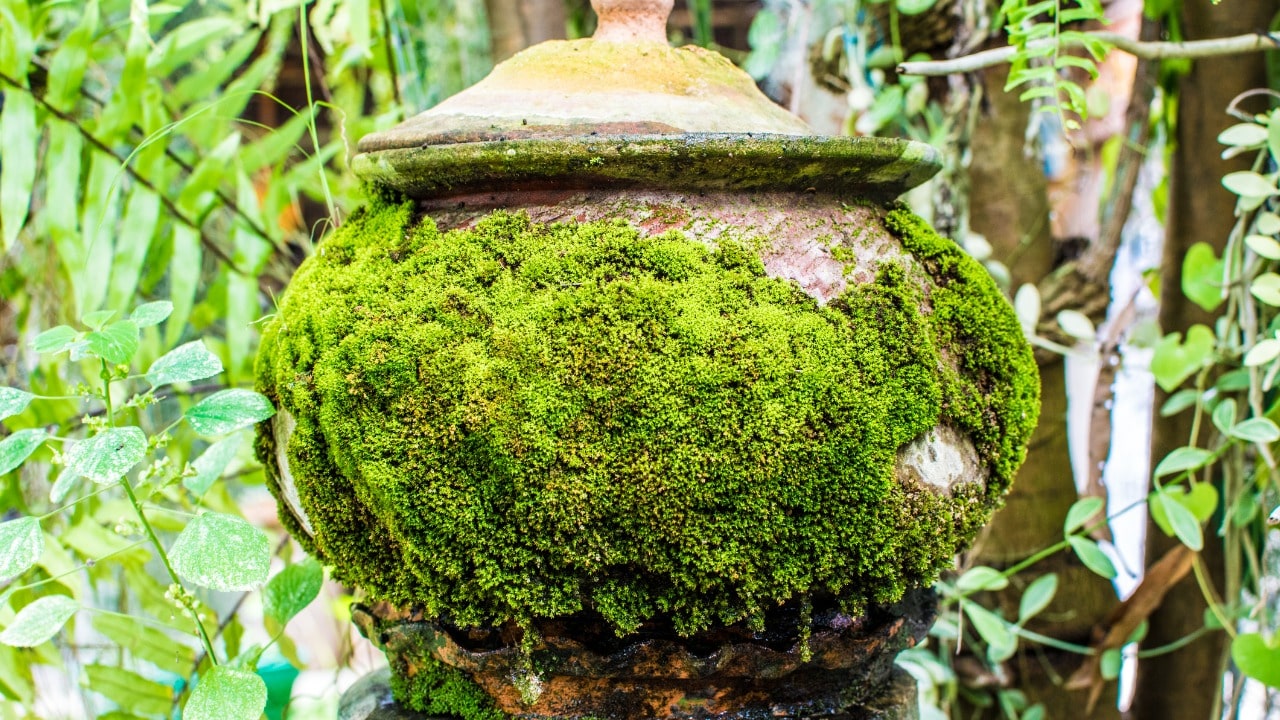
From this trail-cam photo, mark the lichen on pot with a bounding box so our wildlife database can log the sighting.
[254,193,1038,645]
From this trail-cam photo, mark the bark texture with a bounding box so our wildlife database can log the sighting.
[1138,2,1280,719]
[485,0,568,62]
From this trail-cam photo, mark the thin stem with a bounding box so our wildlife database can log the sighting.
[298,4,339,228]
[102,360,219,664]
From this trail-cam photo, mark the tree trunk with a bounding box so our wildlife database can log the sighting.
[1136,2,1280,719]
[485,0,567,62]
[966,62,1122,719]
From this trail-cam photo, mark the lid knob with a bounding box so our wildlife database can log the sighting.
[590,0,673,43]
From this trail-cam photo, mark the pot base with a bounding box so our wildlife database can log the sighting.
[338,665,921,720]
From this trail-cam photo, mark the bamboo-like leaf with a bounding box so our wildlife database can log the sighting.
[0,90,36,252]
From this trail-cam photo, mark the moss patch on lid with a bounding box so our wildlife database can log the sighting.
[255,196,1037,637]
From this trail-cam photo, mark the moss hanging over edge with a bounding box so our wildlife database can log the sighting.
[253,194,1039,664]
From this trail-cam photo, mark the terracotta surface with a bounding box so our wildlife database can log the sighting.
[591,0,673,43]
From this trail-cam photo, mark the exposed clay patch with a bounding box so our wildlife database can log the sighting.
[896,424,987,496]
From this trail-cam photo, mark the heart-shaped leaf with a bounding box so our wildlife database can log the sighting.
[0,517,43,583]
[1150,325,1215,392]
[170,512,270,592]
[81,310,116,331]
[1233,633,1280,688]
[1150,483,1218,542]
[58,427,147,485]
[184,390,274,436]
[146,340,223,388]
[1181,242,1224,312]
[184,666,267,720]
[1153,489,1204,551]
[0,595,77,647]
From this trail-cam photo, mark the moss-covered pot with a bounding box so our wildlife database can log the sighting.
[255,2,1039,716]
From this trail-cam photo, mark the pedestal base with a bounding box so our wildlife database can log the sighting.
[338,666,920,720]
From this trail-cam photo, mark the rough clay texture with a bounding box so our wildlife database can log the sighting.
[255,197,1038,716]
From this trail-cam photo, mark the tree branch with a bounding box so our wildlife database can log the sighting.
[899,31,1280,77]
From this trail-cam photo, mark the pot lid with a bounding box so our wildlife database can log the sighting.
[352,0,941,197]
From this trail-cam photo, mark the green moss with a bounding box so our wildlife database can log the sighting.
[883,205,1041,501]
[389,652,506,720]
[255,197,1036,650]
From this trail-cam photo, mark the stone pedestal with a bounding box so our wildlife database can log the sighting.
[338,666,922,720]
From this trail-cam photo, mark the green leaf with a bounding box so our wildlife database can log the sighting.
[0,429,48,476]
[1056,310,1095,341]
[1258,212,1280,235]
[1233,633,1280,688]
[1246,234,1280,260]
[83,664,175,717]
[1063,497,1105,535]
[1230,418,1280,443]
[0,388,33,422]
[91,613,197,669]
[1252,273,1280,307]
[0,90,36,253]
[1159,389,1199,417]
[185,666,268,720]
[1218,123,1268,147]
[58,427,147,485]
[33,326,79,354]
[1223,171,1277,198]
[1151,483,1218,539]
[896,0,937,14]
[1154,489,1204,551]
[1181,242,1224,312]
[962,601,1016,662]
[1100,648,1122,680]
[170,512,271,592]
[1212,398,1237,435]
[186,434,243,497]
[1245,339,1280,367]
[0,596,77,647]
[1018,573,1058,623]
[130,301,174,328]
[81,310,117,330]
[955,566,1008,594]
[86,320,140,365]
[0,517,43,583]
[146,340,224,388]
[1152,446,1213,478]
[264,558,323,632]
[1150,325,1215,392]
[1068,536,1117,579]
[185,389,275,436]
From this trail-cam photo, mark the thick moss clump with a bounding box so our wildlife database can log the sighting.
[255,197,1037,639]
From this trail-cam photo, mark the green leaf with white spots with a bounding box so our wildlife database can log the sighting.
[0,595,77,647]
[170,512,270,591]
[184,390,274,436]
[185,434,243,496]
[129,301,173,328]
[0,429,47,476]
[85,320,139,365]
[33,326,78,354]
[0,517,43,583]
[146,340,223,388]
[184,666,267,720]
[0,388,33,422]
[57,427,147,485]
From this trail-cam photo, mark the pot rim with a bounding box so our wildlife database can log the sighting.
[352,133,942,200]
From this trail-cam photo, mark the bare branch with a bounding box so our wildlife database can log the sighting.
[899,31,1280,77]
